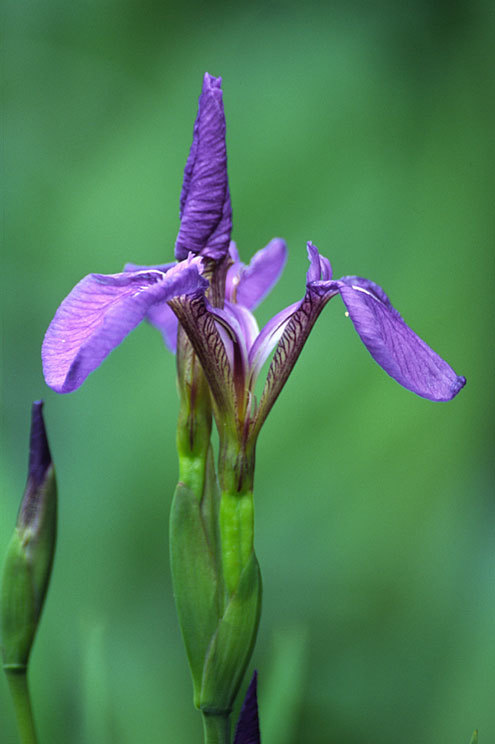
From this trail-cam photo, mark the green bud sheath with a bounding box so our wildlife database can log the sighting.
[170,446,223,707]
[1,402,57,670]
[200,550,261,714]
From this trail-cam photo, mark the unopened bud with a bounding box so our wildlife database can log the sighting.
[1,401,57,669]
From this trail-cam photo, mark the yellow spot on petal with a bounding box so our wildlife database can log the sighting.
[344,311,349,317]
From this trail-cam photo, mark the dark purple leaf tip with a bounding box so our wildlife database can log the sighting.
[28,401,52,489]
[234,670,260,744]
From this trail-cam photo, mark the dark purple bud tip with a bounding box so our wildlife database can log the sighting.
[28,401,52,489]
[234,670,260,744]
[18,401,55,531]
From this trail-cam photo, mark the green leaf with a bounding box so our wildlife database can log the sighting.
[469,731,478,744]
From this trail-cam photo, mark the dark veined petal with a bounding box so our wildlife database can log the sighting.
[338,276,466,401]
[233,670,260,744]
[208,301,260,412]
[168,291,237,425]
[252,244,340,437]
[42,260,206,393]
[175,73,232,261]
[226,238,288,310]
[248,300,300,385]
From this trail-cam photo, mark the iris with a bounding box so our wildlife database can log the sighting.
[42,71,465,434]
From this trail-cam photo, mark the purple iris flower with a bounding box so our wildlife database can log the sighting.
[42,70,464,422]
[170,240,465,444]
[42,72,230,393]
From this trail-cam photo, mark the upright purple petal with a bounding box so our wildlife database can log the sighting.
[175,73,232,261]
[338,277,466,401]
[226,238,288,310]
[306,241,332,283]
[233,671,260,744]
[42,260,206,393]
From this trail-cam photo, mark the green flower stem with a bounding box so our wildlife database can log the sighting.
[217,435,256,596]
[202,712,231,744]
[4,668,38,744]
[219,489,254,596]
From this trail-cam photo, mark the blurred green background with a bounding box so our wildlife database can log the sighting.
[2,0,493,742]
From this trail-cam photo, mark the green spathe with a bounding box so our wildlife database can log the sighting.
[170,447,261,715]
[170,449,222,707]
[1,466,57,669]
[200,551,261,714]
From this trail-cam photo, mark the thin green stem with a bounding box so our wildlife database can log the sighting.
[202,712,231,744]
[5,668,38,744]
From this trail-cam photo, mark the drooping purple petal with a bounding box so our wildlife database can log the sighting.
[124,262,179,351]
[233,670,260,744]
[42,260,207,393]
[338,276,466,401]
[175,73,232,261]
[226,238,288,310]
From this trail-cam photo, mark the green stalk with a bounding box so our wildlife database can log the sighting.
[5,668,38,744]
[202,712,231,744]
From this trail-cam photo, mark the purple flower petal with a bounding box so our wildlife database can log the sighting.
[338,276,466,401]
[42,260,206,393]
[124,262,179,351]
[253,285,338,436]
[125,262,179,351]
[233,670,260,744]
[226,238,288,310]
[175,73,232,261]
[248,300,300,385]
[306,241,332,283]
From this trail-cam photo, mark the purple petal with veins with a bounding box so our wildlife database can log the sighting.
[42,259,206,393]
[175,73,232,261]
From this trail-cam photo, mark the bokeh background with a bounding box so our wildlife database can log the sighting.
[2,1,494,742]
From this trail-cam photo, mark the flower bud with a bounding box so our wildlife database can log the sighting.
[1,401,57,669]
[233,671,260,744]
